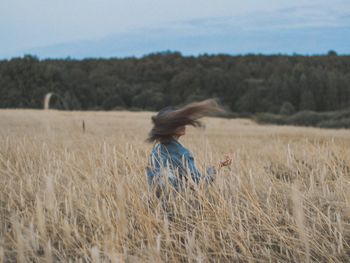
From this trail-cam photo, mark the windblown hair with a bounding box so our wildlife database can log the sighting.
[147,99,224,143]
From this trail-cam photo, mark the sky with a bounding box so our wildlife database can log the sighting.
[1,0,350,59]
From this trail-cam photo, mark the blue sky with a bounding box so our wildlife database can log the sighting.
[1,0,349,59]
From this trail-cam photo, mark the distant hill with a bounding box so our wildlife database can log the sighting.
[24,26,350,59]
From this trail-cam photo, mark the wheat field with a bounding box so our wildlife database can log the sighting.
[0,109,349,262]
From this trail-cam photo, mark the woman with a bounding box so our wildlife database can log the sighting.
[146,99,232,195]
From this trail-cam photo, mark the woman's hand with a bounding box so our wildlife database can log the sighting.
[218,155,232,169]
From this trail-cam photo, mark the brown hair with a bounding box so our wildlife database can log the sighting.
[147,99,224,143]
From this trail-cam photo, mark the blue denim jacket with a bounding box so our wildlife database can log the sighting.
[146,139,215,190]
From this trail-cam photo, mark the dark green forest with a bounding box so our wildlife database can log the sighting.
[1,52,350,117]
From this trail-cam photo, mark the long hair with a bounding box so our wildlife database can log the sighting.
[147,99,224,143]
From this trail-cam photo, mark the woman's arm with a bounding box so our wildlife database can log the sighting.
[184,153,202,183]
[184,153,216,183]
[185,153,233,183]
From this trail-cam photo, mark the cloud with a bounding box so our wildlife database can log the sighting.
[2,3,350,58]
[182,4,350,32]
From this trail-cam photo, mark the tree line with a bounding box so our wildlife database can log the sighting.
[0,51,349,114]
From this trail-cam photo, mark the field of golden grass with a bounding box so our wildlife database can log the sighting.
[0,109,349,262]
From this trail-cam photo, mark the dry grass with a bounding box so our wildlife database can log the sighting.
[0,109,349,262]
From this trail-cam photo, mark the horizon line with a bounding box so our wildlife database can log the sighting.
[1,50,349,61]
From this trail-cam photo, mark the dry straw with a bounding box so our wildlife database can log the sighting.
[0,109,349,262]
